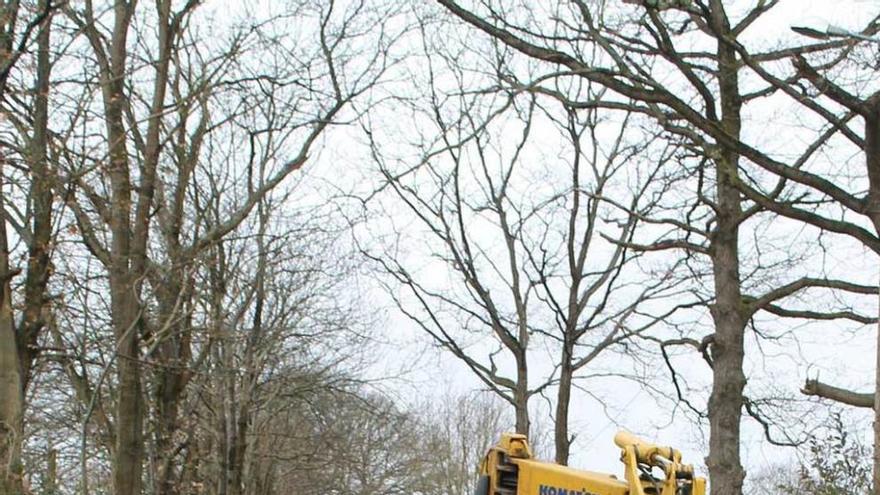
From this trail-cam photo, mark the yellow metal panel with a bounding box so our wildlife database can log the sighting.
[479,431,706,495]
[512,458,629,495]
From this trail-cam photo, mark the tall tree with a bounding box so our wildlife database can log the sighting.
[49,1,394,493]
[432,2,878,493]
[724,14,880,492]
[364,18,688,461]
[0,1,55,492]
[60,3,194,492]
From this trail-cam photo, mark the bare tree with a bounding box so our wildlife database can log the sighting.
[721,16,880,492]
[189,188,371,495]
[0,1,57,492]
[429,2,878,493]
[251,389,425,495]
[413,390,510,495]
[362,16,692,464]
[21,0,398,493]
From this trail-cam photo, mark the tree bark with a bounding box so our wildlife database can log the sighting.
[228,235,267,495]
[802,379,874,408]
[514,354,530,435]
[229,407,248,495]
[865,108,880,495]
[113,298,144,495]
[98,1,177,492]
[707,228,746,495]
[45,448,57,495]
[152,277,193,495]
[19,0,52,391]
[875,276,880,495]
[101,2,142,493]
[0,4,53,491]
[0,176,24,494]
[705,4,746,495]
[555,348,573,465]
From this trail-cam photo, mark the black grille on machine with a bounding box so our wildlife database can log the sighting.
[495,452,518,495]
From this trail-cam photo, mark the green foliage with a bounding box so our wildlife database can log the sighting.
[779,414,871,495]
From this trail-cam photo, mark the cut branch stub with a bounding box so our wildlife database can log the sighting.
[802,378,874,409]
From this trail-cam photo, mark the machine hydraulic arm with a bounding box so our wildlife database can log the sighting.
[474,431,706,495]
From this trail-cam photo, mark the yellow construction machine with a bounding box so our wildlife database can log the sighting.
[474,431,706,495]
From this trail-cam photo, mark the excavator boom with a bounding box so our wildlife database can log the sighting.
[475,432,706,495]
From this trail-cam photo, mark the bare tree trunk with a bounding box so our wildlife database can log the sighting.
[154,362,184,495]
[555,347,573,465]
[215,402,228,495]
[113,293,145,495]
[19,0,53,390]
[152,279,193,495]
[875,275,880,495]
[150,70,201,495]
[707,223,746,495]
[229,410,248,495]
[0,176,24,493]
[0,3,53,491]
[867,113,880,495]
[97,1,175,491]
[514,355,530,435]
[102,1,142,491]
[221,347,233,495]
[45,448,57,495]
[210,244,230,495]
[706,4,745,493]
[229,215,269,495]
